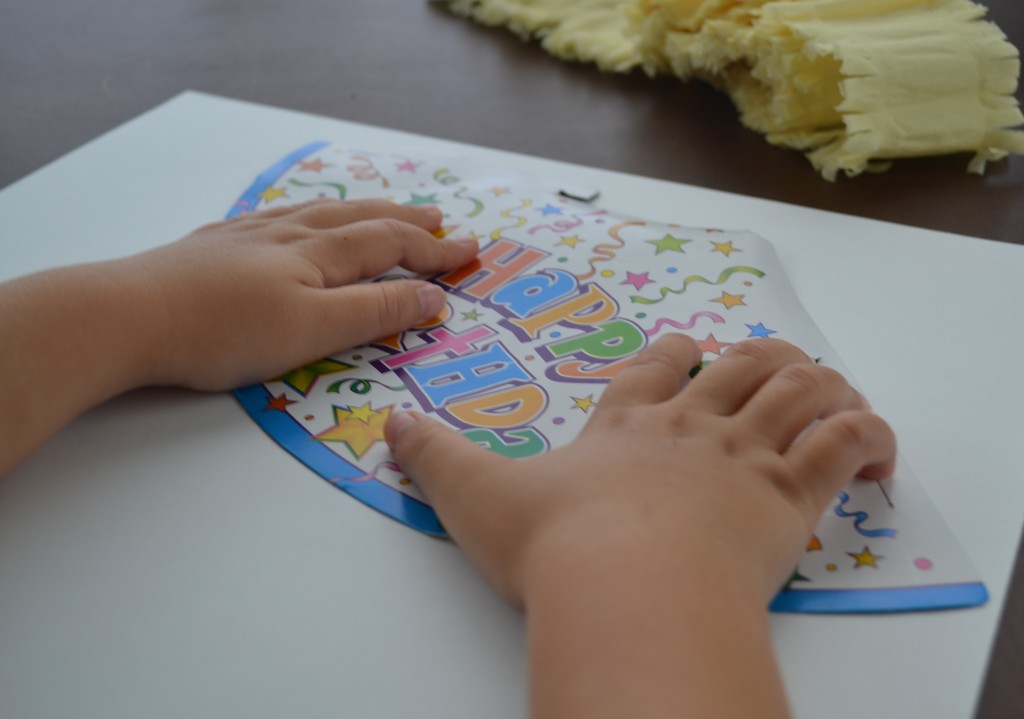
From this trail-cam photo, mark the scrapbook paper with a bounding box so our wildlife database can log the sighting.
[227,140,987,614]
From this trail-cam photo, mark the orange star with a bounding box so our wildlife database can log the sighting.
[315,404,393,459]
[298,158,332,172]
[711,292,746,309]
[264,393,295,412]
[697,333,731,355]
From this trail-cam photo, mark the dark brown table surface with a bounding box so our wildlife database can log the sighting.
[1,0,1021,715]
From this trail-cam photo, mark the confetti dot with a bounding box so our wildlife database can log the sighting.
[826,564,837,572]
[550,331,562,338]
[636,312,647,319]
[600,270,615,278]
[667,267,678,274]
[744,281,753,287]
[352,354,363,361]
[558,257,568,263]
[318,193,326,198]
[595,219,606,224]
[552,417,566,425]
[402,402,413,409]
[399,478,411,485]
[304,415,315,421]
[914,558,934,570]
[525,355,535,361]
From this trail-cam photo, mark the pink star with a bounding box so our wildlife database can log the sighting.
[621,271,655,291]
[697,333,731,355]
[396,160,418,172]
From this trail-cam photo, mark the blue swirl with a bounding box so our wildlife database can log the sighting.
[834,491,897,538]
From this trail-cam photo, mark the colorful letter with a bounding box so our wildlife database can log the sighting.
[378,325,497,371]
[404,343,531,407]
[445,384,547,429]
[489,269,577,319]
[461,427,548,457]
[507,284,619,340]
[437,238,548,300]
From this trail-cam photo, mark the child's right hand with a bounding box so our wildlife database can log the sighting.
[385,335,896,718]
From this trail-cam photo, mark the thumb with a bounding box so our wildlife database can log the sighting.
[326,280,446,347]
[385,411,499,510]
[385,412,530,603]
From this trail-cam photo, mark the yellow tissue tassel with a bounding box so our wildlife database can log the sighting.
[446,0,1024,179]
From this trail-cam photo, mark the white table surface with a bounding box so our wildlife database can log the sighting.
[1,91,1021,718]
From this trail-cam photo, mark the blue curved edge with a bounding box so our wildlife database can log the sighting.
[769,582,989,614]
[225,140,330,219]
[234,384,447,537]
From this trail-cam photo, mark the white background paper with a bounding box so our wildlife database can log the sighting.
[1,92,1021,718]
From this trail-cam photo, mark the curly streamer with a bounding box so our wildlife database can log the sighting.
[631,266,766,305]
[576,220,638,280]
[287,178,348,199]
[834,491,897,538]
[433,168,461,186]
[642,311,725,336]
[327,378,407,394]
[347,155,391,189]
[489,198,533,240]
[336,460,404,485]
[453,186,485,218]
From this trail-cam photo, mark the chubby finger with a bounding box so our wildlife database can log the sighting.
[734,363,866,450]
[597,334,702,409]
[313,279,448,347]
[681,339,814,416]
[287,199,444,231]
[310,219,478,286]
[785,411,897,520]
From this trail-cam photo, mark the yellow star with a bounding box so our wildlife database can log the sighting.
[259,186,288,204]
[489,186,510,196]
[711,240,740,256]
[557,235,584,248]
[711,291,746,309]
[848,546,883,569]
[345,401,382,425]
[315,404,393,459]
[571,395,597,413]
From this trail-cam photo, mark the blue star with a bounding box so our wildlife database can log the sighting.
[537,203,564,216]
[746,322,778,338]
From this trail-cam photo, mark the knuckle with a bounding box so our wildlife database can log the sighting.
[725,338,778,365]
[372,282,409,327]
[775,363,825,394]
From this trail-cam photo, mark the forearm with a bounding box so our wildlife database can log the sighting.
[0,261,156,474]
[525,533,791,719]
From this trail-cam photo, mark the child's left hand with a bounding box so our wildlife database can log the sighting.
[0,199,478,474]
[121,199,479,390]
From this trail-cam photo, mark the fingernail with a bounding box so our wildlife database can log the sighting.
[416,283,446,322]
[450,236,479,252]
[385,412,420,447]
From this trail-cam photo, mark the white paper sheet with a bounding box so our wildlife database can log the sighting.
[1,92,1022,719]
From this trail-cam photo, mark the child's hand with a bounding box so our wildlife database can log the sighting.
[387,335,894,604]
[385,335,896,717]
[121,199,478,390]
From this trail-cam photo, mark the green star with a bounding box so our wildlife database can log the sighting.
[405,192,439,206]
[273,358,356,397]
[461,309,483,321]
[646,233,692,254]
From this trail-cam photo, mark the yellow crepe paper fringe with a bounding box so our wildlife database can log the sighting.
[446,0,1024,180]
